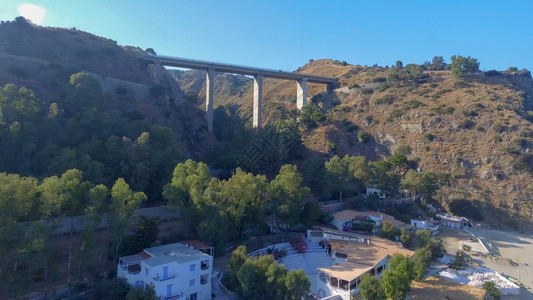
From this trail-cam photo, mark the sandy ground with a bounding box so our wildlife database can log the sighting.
[436,227,533,300]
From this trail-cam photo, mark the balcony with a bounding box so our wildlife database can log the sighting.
[154,274,176,282]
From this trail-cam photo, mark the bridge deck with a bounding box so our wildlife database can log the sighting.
[143,54,337,84]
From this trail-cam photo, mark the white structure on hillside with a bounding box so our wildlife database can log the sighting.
[411,217,440,235]
[437,213,471,229]
[307,227,414,300]
[117,242,213,300]
[366,186,387,199]
[331,209,408,231]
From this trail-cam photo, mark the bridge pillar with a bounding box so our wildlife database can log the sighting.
[154,60,161,84]
[253,73,263,128]
[206,68,215,134]
[297,78,307,109]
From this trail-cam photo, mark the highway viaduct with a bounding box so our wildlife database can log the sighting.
[142,54,337,134]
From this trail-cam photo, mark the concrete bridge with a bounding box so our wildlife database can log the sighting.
[142,54,337,133]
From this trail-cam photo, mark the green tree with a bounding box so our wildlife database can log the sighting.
[405,64,424,81]
[396,60,403,69]
[378,221,399,241]
[64,72,105,120]
[412,247,432,281]
[285,269,310,300]
[220,168,268,241]
[80,184,109,278]
[126,283,160,300]
[120,216,161,257]
[401,169,420,201]
[387,67,400,84]
[451,55,479,78]
[265,263,288,299]
[399,228,413,249]
[162,160,212,232]
[298,103,325,129]
[0,173,39,286]
[325,155,368,200]
[0,84,42,124]
[228,245,248,288]
[415,229,432,248]
[109,178,147,263]
[268,164,310,227]
[325,155,352,200]
[417,172,439,201]
[196,202,230,256]
[426,237,446,259]
[382,254,414,299]
[359,273,386,300]
[430,56,445,70]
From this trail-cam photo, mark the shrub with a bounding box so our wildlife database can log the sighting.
[445,107,455,114]
[409,99,424,109]
[375,95,395,105]
[483,281,502,300]
[424,133,435,141]
[485,70,501,77]
[391,110,404,119]
[291,237,308,254]
[272,248,287,260]
[493,135,503,142]
[349,83,360,89]
[520,128,533,138]
[492,122,504,133]
[462,110,477,117]
[459,119,474,129]
[395,145,412,156]
[372,77,387,82]
[431,89,452,100]
[513,153,533,172]
[376,84,389,92]
[361,87,374,95]
[358,130,371,143]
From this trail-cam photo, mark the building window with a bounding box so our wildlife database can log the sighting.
[145,268,149,276]
[190,264,195,272]
[189,279,195,287]
[190,293,198,300]
[200,273,209,285]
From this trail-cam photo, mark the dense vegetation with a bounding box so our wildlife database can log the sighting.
[226,245,309,300]
[0,75,182,201]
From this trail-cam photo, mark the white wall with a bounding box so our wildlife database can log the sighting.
[120,256,212,300]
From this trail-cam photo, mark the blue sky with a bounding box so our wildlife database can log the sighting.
[1,1,533,73]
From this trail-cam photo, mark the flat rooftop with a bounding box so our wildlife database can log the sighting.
[332,209,407,227]
[120,243,211,268]
[330,237,414,267]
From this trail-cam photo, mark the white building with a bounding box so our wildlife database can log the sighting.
[309,227,414,300]
[117,242,213,300]
[411,217,440,235]
[331,209,408,231]
[437,213,470,229]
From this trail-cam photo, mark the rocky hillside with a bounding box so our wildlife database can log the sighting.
[175,59,533,230]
